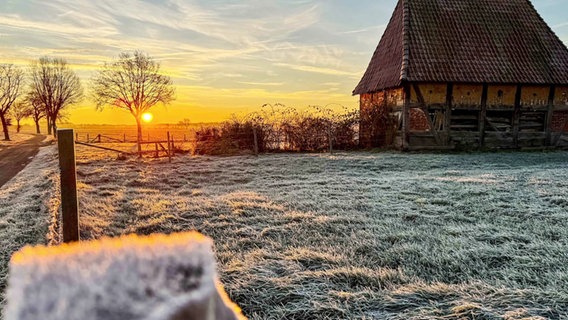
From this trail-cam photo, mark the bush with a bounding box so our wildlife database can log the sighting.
[193,104,360,155]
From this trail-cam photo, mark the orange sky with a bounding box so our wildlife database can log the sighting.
[2,0,567,125]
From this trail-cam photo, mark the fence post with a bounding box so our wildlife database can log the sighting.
[87,133,90,143]
[167,131,172,163]
[253,126,259,156]
[98,134,101,143]
[57,129,80,243]
[75,132,78,141]
[328,126,333,155]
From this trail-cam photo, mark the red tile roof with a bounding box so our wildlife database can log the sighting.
[354,0,568,95]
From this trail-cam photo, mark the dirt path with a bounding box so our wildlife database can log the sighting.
[0,135,49,188]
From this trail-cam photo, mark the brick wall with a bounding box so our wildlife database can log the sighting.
[409,108,431,131]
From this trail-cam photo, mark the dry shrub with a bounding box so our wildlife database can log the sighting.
[193,104,359,155]
[360,102,399,147]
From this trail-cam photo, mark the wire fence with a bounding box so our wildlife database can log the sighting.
[73,127,361,156]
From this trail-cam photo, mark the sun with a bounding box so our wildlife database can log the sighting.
[141,113,153,123]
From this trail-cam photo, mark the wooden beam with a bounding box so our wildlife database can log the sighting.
[75,141,132,154]
[445,83,454,145]
[402,83,411,150]
[513,85,522,148]
[545,85,556,146]
[479,83,489,148]
[412,83,442,146]
[57,129,80,243]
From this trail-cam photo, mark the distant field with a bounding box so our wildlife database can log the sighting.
[2,148,568,319]
[65,123,212,143]
[17,123,218,143]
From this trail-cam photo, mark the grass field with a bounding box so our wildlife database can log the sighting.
[2,146,568,319]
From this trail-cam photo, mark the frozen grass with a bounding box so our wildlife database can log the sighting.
[67,148,568,319]
[0,146,60,318]
[1,146,567,319]
[0,133,36,151]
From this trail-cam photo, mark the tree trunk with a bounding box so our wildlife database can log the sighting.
[35,120,41,134]
[0,113,10,141]
[51,115,57,138]
[136,116,142,157]
[47,118,52,135]
[16,120,21,133]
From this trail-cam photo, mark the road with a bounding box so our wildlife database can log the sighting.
[0,135,48,188]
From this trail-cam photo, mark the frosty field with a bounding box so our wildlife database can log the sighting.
[2,147,568,319]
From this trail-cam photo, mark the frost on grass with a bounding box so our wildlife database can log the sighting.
[5,232,244,320]
[0,133,35,151]
[0,146,59,318]
[67,148,568,319]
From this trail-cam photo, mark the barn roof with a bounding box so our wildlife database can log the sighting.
[353,0,568,95]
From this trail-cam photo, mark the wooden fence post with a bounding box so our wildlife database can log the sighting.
[253,126,259,156]
[167,131,172,163]
[86,133,90,143]
[98,134,101,143]
[328,126,333,155]
[57,129,80,243]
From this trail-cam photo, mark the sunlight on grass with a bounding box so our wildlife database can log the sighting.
[2,147,568,319]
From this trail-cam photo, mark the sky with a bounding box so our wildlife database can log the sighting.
[1,0,568,125]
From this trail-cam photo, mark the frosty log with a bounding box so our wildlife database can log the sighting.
[4,232,245,320]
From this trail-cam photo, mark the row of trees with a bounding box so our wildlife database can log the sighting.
[0,51,175,152]
[0,59,82,140]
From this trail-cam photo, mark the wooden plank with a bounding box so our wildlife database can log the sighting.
[253,126,260,156]
[75,141,132,154]
[445,83,454,145]
[402,83,411,150]
[57,129,80,243]
[545,85,556,146]
[479,83,488,147]
[412,83,442,145]
[167,131,172,163]
[513,85,522,148]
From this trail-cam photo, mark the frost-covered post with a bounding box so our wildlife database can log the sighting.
[57,129,80,243]
[253,126,259,156]
[328,125,333,155]
[167,131,172,163]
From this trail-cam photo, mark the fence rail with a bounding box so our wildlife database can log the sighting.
[72,128,360,156]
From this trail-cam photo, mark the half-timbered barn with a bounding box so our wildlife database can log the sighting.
[354,0,568,150]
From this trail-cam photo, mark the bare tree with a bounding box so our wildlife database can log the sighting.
[91,51,175,153]
[26,91,46,134]
[10,101,33,133]
[0,64,25,140]
[178,118,191,130]
[30,57,83,137]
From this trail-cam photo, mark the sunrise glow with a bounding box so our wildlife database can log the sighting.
[141,113,153,123]
[0,1,566,124]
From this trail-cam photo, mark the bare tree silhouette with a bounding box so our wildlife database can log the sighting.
[10,101,33,133]
[91,51,175,154]
[29,57,83,136]
[0,64,24,140]
[26,90,46,134]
